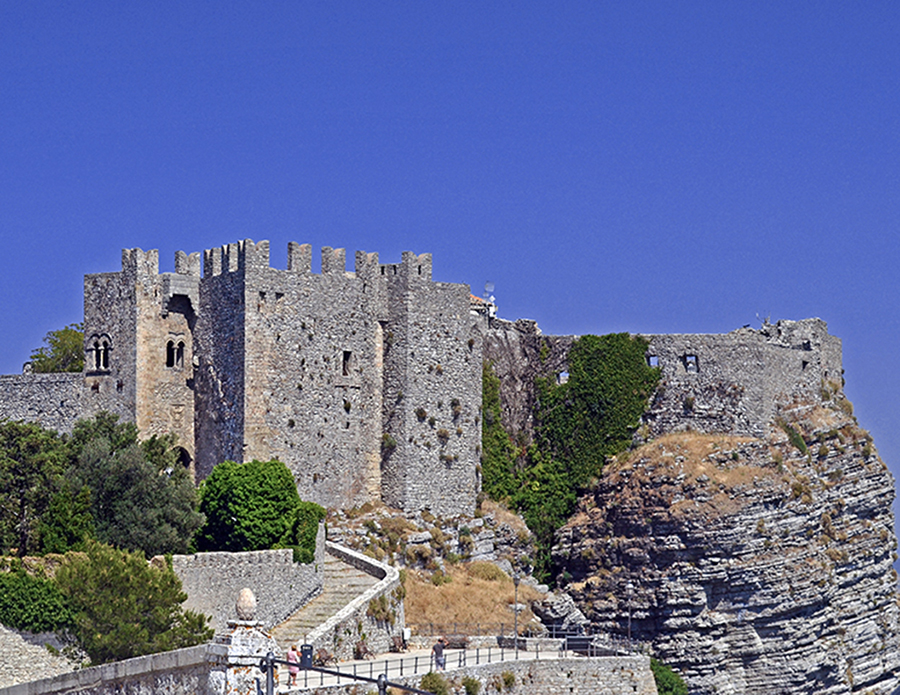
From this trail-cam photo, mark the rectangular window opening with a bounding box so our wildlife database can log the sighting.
[647,355,659,367]
[342,350,352,376]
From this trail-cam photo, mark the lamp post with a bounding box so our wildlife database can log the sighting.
[513,572,520,660]
[626,581,634,644]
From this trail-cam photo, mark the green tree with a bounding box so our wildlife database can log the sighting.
[54,540,212,664]
[196,459,325,561]
[0,421,67,556]
[68,414,203,557]
[37,484,94,554]
[29,323,84,373]
[651,658,688,695]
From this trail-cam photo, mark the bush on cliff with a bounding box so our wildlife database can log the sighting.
[54,540,212,664]
[195,459,325,562]
[651,658,688,695]
[482,333,660,580]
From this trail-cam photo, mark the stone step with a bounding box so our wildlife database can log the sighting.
[271,553,379,651]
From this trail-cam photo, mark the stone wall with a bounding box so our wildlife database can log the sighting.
[642,318,842,438]
[170,523,326,633]
[0,374,83,433]
[482,317,574,443]
[0,644,226,695]
[310,656,657,695]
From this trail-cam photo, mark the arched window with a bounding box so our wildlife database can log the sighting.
[93,342,101,370]
[101,341,110,370]
[166,341,175,368]
[176,341,185,369]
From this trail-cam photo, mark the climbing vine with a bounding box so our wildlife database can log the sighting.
[482,333,660,581]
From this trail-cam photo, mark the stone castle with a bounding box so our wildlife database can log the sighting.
[0,239,843,516]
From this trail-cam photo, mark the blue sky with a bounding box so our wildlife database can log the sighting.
[2,2,900,511]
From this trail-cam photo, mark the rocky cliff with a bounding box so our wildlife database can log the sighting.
[552,400,900,694]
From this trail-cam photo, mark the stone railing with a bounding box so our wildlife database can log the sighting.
[306,542,404,660]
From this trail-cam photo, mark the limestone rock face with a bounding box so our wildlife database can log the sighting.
[553,404,900,694]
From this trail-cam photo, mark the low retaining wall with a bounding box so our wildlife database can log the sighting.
[297,656,658,695]
[307,542,405,660]
[171,523,326,632]
[0,644,227,695]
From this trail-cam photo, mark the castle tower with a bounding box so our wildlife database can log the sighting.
[83,248,200,471]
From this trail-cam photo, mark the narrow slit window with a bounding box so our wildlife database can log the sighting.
[176,341,185,369]
[101,341,110,370]
[342,350,352,376]
[684,354,698,373]
[93,342,101,370]
[166,341,175,368]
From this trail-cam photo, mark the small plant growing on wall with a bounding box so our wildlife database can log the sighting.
[437,428,450,444]
[416,408,427,421]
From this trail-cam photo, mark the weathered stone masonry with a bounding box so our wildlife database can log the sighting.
[0,241,482,516]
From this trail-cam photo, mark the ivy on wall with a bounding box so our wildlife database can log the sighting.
[482,333,660,580]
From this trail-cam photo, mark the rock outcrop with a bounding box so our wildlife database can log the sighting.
[552,401,900,694]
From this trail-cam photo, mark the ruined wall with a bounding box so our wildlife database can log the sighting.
[0,374,83,433]
[642,318,842,438]
[170,523,325,633]
[482,318,574,444]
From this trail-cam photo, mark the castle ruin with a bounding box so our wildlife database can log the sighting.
[0,239,843,516]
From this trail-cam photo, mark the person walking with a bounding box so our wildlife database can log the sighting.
[286,645,300,686]
[432,636,446,671]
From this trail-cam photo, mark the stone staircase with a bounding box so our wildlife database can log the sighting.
[270,552,379,652]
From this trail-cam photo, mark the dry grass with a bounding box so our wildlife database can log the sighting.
[479,499,530,534]
[405,562,546,632]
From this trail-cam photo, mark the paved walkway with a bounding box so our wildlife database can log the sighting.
[267,644,599,692]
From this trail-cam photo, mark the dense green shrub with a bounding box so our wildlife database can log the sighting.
[54,540,212,664]
[0,568,71,632]
[462,676,481,695]
[651,658,688,695]
[480,362,516,501]
[419,671,450,695]
[196,459,324,562]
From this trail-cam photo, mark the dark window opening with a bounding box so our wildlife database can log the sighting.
[176,341,185,369]
[557,371,569,385]
[275,292,284,301]
[381,266,385,275]
[647,355,659,367]
[684,354,699,373]
[166,341,175,368]
[101,341,110,370]
[342,350,352,376]
[259,291,266,301]
[803,340,812,351]
[93,342,101,370]
[802,360,809,371]
[418,265,422,275]
[176,447,192,469]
